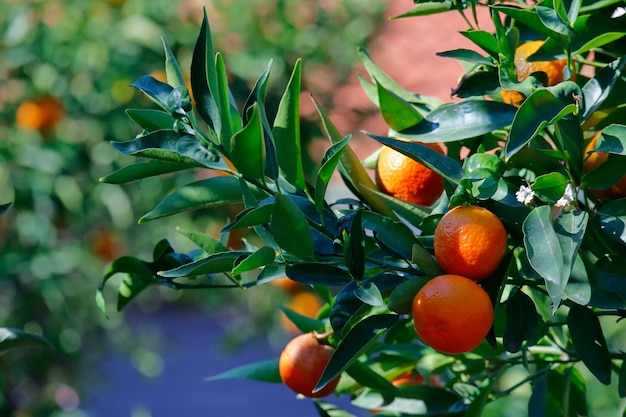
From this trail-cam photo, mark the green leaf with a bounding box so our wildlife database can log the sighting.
[362,211,420,261]
[346,210,365,280]
[0,328,51,353]
[243,60,279,180]
[598,198,626,245]
[345,361,397,394]
[436,49,493,65]
[396,100,517,143]
[232,246,275,275]
[505,90,577,160]
[130,75,175,112]
[460,30,499,57]
[492,5,561,38]
[222,204,274,233]
[190,9,220,133]
[126,109,176,131]
[463,379,494,417]
[523,206,565,309]
[581,56,626,122]
[311,96,397,219]
[118,273,153,311]
[354,282,383,307]
[215,53,243,151]
[619,353,626,398]
[544,367,589,417]
[278,304,326,334]
[286,263,353,286]
[140,176,249,223]
[271,193,314,259]
[567,305,612,385]
[367,134,464,184]
[503,291,539,353]
[351,385,462,415]
[177,228,228,255]
[359,186,432,227]
[357,48,442,112]
[96,256,155,315]
[315,135,351,213]
[535,5,576,37]
[532,172,569,203]
[273,59,305,191]
[376,78,424,131]
[111,131,217,168]
[313,400,358,417]
[229,103,265,179]
[159,251,249,278]
[205,358,281,383]
[387,277,430,314]
[553,210,588,290]
[314,314,399,393]
[390,1,454,18]
[99,160,189,184]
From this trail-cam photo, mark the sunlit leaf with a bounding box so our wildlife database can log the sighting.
[271,193,314,259]
[99,160,190,184]
[230,103,265,179]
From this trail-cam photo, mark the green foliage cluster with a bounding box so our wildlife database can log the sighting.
[0,0,386,414]
[98,0,626,415]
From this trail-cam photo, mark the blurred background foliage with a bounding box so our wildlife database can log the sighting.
[0,0,386,414]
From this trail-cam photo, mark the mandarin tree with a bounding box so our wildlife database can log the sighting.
[98,1,626,416]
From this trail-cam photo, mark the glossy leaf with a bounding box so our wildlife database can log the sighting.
[271,193,314,259]
[460,30,499,57]
[368,134,464,184]
[391,1,454,17]
[216,53,243,151]
[492,5,561,38]
[190,10,220,133]
[0,328,51,353]
[315,135,351,213]
[354,282,383,307]
[96,256,155,315]
[535,5,576,37]
[273,59,305,191]
[503,291,539,353]
[598,198,626,245]
[346,209,365,280]
[99,160,190,184]
[581,56,626,122]
[232,246,275,275]
[436,48,493,65]
[567,305,612,385]
[395,100,517,143]
[177,227,228,255]
[387,277,430,314]
[376,78,424,131]
[229,103,265,179]
[278,304,326,334]
[505,90,577,160]
[313,400,358,417]
[362,211,419,261]
[130,75,175,112]
[359,186,432,227]
[205,358,281,383]
[126,109,176,131]
[553,210,588,291]
[351,385,462,415]
[311,95,396,218]
[314,314,399,393]
[523,206,565,309]
[140,176,248,223]
[222,204,274,233]
[532,172,569,203]
[286,263,353,286]
[159,251,249,278]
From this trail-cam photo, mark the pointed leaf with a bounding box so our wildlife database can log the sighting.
[436,48,493,65]
[130,75,174,111]
[567,305,612,385]
[232,246,275,275]
[581,56,626,122]
[230,103,265,179]
[273,60,305,190]
[126,109,176,131]
[0,328,51,353]
[286,263,353,286]
[205,358,281,383]
[315,135,351,213]
[177,227,228,255]
[376,79,424,131]
[523,206,565,309]
[368,134,464,184]
[215,53,242,151]
[271,193,314,259]
[278,304,326,334]
[140,176,249,222]
[159,251,249,278]
[314,314,399,393]
[100,160,189,184]
[397,100,517,143]
[504,291,539,353]
[346,209,365,280]
[505,90,577,160]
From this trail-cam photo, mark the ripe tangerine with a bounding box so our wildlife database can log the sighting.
[501,40,568,107]
[375,143,445,206]
[278,332,339,398]
[412,274,494,354]
[434,205,507,281]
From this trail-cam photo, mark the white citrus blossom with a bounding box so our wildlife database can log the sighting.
[515,185,535,205]
[555,183,576,208]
